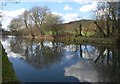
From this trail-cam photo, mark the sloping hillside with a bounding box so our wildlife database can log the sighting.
[61,20,96,33]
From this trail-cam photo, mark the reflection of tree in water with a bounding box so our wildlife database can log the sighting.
[65,44,120,82]
[1,36,9,41]
[81,45,120,82]
[94,46,120,82]
[82,45,120,82]
[10,37,26,56]
[8,37,120,81]
[9,38,64,69]
[24,41,64,69]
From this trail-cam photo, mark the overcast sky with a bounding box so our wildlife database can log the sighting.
[0,0,100,30]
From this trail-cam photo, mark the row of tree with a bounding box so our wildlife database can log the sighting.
[9,6,63,37]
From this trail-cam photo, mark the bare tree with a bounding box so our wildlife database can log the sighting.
[43,13,63,36]
[22,10,34,37]
[9,17,23,31]
[94,2,120,38]
[94,2,108,37]
[29,6,50,35]
[79,23,82,36]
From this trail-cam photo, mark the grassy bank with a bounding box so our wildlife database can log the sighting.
[0,42,2,84]
[0,42,19,83]
[24,35,116,45]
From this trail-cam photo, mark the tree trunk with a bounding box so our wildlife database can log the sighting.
[75,29,78,37]
[84,30,87,38]
[79,23,82,36]
[112,20,114,33]
[106,16,110,37]
[24,20,34,38]
[94,21,106,37]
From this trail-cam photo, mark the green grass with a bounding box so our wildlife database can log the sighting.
[1,42,19,83]
[58,31,95,37]
[44,31,53,35]
[81,31,95,37]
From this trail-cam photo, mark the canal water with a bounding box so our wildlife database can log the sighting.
[1,36,120,82]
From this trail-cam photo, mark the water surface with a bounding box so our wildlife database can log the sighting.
[1,36,120,82]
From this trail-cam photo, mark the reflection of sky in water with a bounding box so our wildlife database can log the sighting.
[43,41,53,48]
[1,36,118,82]
[1,38,22,59]
[1,37,81,82]
[1,37,94,60]
[65,60,99,82]
[64,44,79,52]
